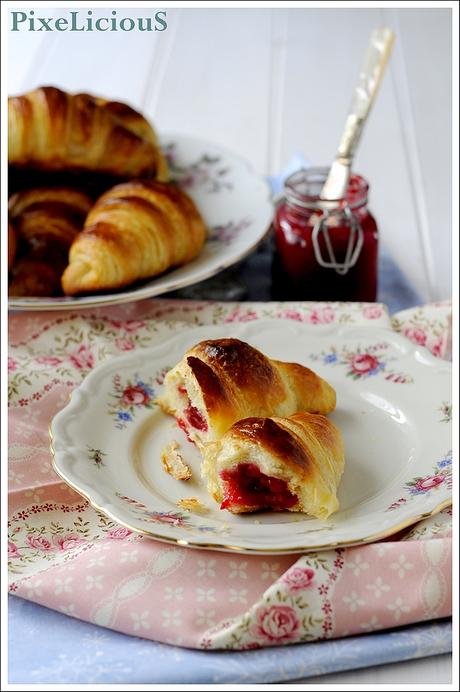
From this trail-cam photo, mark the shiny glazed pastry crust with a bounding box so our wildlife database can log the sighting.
[157,338,336,447]
[8,86,169,180]
[61,180,206,295]
[203,412,345,518]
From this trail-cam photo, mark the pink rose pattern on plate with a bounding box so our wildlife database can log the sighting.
[108,372,157,429]
[115,493,216,532]
[387,451,452,511]
[162,144,233,193]
[106,527,133,539]
[208,219,252,246]
[310,342,413,383]
[7,299,452,649]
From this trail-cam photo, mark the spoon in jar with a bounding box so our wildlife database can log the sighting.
[320,27,395,203]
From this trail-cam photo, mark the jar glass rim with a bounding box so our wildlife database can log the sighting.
[284,167,369,210]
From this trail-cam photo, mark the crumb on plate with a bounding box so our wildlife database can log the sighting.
[177,497,209,514]
[161,441,192,481]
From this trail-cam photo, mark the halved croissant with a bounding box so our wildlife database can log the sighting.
[8,86,168,181]
[61,180,206,295]
[202,412,345,518]
[8,187,92,297]
[157,338,336,447]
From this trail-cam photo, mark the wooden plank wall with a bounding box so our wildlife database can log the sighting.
[7,6,452,301]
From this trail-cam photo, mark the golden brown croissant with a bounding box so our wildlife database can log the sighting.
[157,338,336,447]
[93,98,163,150]
[202,412,345,518]
[8,86,168,181]
[61,180,206,295]
[8,187,92,297]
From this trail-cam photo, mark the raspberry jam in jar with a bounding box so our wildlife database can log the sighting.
[272,168,378,301]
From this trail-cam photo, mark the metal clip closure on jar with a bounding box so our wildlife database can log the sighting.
[283,169,365,276]
[311,205,364,275]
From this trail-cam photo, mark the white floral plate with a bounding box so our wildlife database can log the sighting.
[9,134,272,311]
[50,320,452,554]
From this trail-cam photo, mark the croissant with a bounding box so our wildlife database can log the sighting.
[157,338,336,447]
[61,180,206,295]
[93,98,164,151]
[8,86,168,181]
[9,259,67,297]
[8,187,92,297]
[202,412,345,518]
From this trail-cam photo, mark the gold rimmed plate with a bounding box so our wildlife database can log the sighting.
[50,320,452,554]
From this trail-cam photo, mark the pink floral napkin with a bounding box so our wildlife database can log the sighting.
[8,299,452,649]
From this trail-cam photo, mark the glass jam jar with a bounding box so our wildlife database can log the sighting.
[272,167,378,301]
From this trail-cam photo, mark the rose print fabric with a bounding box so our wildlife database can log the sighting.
[8,299,452,649]
[391,301,452,361]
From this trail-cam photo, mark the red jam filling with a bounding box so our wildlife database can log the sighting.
[176,385,208,432]
[177,385,208,435]
[220,463,297,511]
[184,403,208,432]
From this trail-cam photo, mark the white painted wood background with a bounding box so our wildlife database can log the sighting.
[7,6,452,302]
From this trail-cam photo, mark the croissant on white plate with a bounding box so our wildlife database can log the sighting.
[61,180,206,295]
[157,338,336,447]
